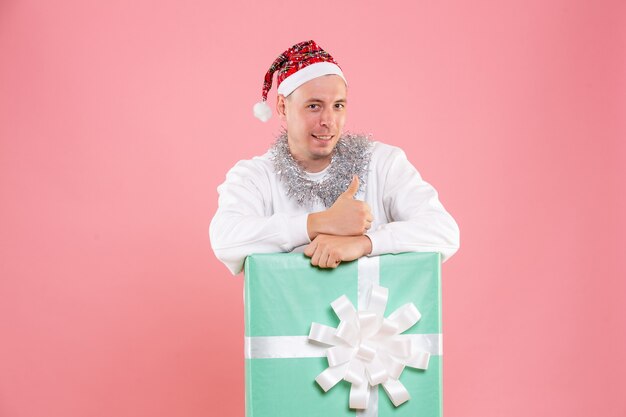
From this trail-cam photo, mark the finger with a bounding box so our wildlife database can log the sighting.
[341,175,359,198]
[319,246,333,268]
[324,250,335,268]
[304,241,317,257]
[310,246,322,266]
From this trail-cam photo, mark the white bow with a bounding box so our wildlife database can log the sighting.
[308,285,430,409]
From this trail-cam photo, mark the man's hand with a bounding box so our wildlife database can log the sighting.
[307,175,373,239]
[304,234,373,268]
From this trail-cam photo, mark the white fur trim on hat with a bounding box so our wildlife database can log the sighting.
[276,62,347,97]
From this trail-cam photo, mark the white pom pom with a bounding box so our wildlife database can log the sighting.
[253,100,272,122]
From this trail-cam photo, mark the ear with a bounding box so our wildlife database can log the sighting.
[276,94,287,121]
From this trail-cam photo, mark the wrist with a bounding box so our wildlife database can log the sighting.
[361,235,373,256]
[307,212,325,240]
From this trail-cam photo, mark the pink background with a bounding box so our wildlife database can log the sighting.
[1,1,625,416]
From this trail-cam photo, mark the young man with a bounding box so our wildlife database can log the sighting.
[209,40,460,275]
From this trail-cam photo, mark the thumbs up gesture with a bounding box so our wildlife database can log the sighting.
[307,175,374,239]
[342,174,361,199]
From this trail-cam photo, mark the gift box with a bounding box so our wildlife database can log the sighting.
[244,252,443,417]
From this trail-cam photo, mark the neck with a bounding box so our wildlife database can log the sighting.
[295,156,331,173]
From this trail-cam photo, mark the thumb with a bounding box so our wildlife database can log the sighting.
[342,175,359,198]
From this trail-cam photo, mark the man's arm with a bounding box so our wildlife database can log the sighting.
[365,146,460,262]
[209,160,311,275]
[304,145,459,267]
[210,163,373,275]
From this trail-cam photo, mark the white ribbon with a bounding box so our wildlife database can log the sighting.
[309,284,431,409]
[244,334,441,359]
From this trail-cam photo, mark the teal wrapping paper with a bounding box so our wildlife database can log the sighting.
[244,252,442,417]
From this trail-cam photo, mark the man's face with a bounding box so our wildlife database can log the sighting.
[277,74,347,172]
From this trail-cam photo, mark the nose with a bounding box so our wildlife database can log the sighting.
[320,106,334,128]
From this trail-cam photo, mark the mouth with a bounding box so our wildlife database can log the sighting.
[311,134,334,141]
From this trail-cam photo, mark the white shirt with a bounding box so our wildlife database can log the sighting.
[209,141,460,275]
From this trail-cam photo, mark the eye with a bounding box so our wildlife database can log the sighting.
[335,103,345,109]
[307,104,320,110]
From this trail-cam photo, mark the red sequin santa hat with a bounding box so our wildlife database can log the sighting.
[253,40,347,122]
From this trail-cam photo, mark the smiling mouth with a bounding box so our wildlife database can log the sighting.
[311,134,334,141]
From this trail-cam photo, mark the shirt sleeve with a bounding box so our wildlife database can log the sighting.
[209,159,311,275]
[365,146,460,262]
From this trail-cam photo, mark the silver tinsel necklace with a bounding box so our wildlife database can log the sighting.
[270,130,373,208]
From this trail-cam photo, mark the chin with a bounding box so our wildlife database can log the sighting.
[309,148,334,159]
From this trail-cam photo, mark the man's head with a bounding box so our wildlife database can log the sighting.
[253,40,348,171]
[276,74,347,172]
